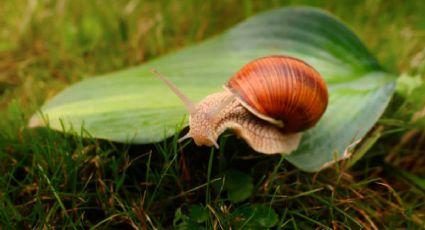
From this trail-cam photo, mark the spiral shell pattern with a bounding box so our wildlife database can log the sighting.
[226,55,328,133]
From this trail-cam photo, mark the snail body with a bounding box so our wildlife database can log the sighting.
[152,55,328,154]
[185,91,303,153]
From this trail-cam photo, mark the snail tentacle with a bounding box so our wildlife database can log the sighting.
[151,69,197,112]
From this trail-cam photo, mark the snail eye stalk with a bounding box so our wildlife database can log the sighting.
[151,68,196,113]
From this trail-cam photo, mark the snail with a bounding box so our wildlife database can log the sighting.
[151,55,328,154]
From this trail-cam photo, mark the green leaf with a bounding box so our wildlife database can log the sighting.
[188,205,209,224]
[29,7,396,172]
[231,204,279,229]
[173,206,208,230]
[173,208,189,225]
[224,170,254,203]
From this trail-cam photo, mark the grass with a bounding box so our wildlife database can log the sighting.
[1,0,425,229]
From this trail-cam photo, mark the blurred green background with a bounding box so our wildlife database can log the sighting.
[1,0,424,116]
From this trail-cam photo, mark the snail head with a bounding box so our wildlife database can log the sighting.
[151,69,224,148]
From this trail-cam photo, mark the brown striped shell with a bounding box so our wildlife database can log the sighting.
[225,55,328,133]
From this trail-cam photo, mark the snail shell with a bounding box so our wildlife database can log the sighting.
[225,55,328,133]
